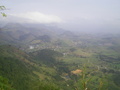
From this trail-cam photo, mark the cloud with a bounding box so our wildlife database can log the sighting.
[10,12,62,23]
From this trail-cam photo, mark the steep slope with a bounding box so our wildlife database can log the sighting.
[0,45,67,90]
[0,45,36,90]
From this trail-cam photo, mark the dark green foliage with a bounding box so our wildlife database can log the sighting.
[113,73,120,86]
[0,56,32,90]
[30,49,63,65]
[0,76,15,90]
[34,49,63,58]
[56,62,70,74]
[0,46,34,90]
[70,48,76,52]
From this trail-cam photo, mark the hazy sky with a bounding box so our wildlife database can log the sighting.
[1,0,120,32]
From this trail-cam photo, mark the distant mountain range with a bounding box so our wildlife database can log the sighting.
[0,23,74,45]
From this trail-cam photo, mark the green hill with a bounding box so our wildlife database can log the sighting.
[0,45,36,90]
[0,45,62,90]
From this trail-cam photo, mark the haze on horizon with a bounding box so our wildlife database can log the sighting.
[0,0,120,33]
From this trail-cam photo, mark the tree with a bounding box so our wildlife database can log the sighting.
[0,6,7,17]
